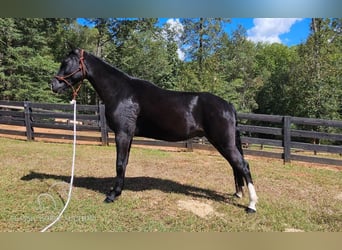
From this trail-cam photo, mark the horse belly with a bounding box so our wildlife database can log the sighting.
[135,114,204,142]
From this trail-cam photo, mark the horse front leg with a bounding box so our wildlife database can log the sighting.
[104,132,133,203]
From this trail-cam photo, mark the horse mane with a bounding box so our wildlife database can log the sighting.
[85,51,133,81]
[85,50,160,89]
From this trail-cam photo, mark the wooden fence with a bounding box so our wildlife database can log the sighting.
[1,100,341,167]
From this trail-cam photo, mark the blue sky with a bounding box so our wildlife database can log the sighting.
[234,18,311,46]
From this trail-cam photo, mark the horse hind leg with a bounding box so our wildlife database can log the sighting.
[243,161,258,213]
[234,156,258,213]
[233,168,244,198]
[217,145,258,213]
[234,125,246,199]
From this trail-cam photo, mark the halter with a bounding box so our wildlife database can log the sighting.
[55,49,87,100]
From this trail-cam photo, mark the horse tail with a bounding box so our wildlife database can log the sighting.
[233,107,244,157]
[231,104,248,188]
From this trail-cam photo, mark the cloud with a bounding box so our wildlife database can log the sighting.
[163,18,185,60]
[176,47,185,61]
[166,18,184,40]
[247,18,303,44]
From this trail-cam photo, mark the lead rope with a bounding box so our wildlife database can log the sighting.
[40,99,77,232]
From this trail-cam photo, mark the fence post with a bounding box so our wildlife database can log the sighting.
[24,101,34,141]
[186,139,193,152]
[99,103,108,146]
[283,116,291,163]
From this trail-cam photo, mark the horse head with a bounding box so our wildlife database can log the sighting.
[50,49,87,96]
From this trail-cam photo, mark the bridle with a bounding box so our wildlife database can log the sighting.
[55,49,87,100]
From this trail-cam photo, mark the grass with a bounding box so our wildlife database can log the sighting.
[0,137,341,232]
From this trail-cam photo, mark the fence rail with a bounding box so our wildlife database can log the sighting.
[1,100,341,167]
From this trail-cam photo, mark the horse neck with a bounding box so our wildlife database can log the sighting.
[84,52,129,103]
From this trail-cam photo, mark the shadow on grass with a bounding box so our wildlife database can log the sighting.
[21,171,247,210]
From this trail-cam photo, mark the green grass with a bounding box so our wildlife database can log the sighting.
[0,137,341,232]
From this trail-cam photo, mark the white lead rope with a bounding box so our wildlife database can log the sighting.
[40,99,77,232]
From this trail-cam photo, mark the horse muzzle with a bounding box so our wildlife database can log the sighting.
[50,78,67,94]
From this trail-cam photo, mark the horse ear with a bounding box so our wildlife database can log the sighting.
[66,42,76,51]
[73,48,81,55]
[66,43,81,56]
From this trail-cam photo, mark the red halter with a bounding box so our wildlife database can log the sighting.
[55,49,87,100]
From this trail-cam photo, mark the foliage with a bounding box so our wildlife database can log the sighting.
[0,18,341,120]
[255,43,297,115]
[287,18,342,120]
[0,18,69,103]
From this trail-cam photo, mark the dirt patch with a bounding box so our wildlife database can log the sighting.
[177,199,223,219]
[284,228,305,232]
[334,193,342,201]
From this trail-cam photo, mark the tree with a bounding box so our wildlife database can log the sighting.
[0,18,61,102]
[104,18,181,90]
[287,18,342,120]
[255,43,297,115]
[180,18,230,91]
[0,18,20,100]
[216,26,260,112]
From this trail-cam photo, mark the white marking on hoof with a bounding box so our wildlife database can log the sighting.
[247,183,258,211]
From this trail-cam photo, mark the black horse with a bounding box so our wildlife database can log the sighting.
[51,49,258,213]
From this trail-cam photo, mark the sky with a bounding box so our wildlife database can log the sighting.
[234,18,311,46]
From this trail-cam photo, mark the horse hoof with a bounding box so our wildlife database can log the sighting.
[234,193,242,199]
[104,196,115,203]
[104,197,113,203]
[245,207,256,214]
